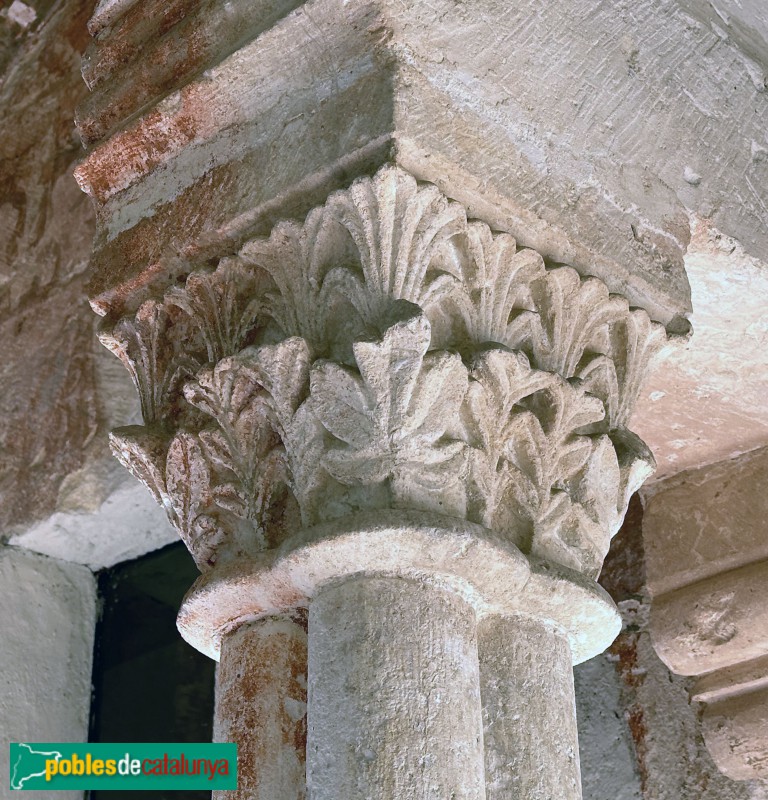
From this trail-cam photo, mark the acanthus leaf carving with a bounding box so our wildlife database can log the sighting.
[321,167,466,327]
[182,355,294,552]
[109,425,172,514]
[165,431,225,569]
[523,267,628,378]
[240,217,327,349]
[99,300,198,427]
[500,379,607,571]
[462,347,557,532]
[103,165,672,578]
[577,308,669,428]
[309,302,469,517]
[234,338,327,526]
[451,222,544,349]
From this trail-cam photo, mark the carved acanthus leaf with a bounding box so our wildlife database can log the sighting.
[456,338,657,575]
[310,303,469,516]
[164,432,225,568]
[521,268,628,378]
[102,166,671,578]
[322,167,466,327]
[452,222,543,348]
[240,216,327,349]
[463,347,557,531]
[234,339,326,524]
[183,356,291,547]
[109,425,225,569]
[577,308,668,427]
[534,428,655,577]
[500,380,606,566]
[109,425,172,513]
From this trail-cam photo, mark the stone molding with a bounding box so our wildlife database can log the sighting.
[644,450,768,781]
[102,167,667,637]
[650,560,768,780]
[74,0,700,330]
[176,510,620,664]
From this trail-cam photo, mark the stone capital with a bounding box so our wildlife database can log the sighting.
[73,4,693,796]
[94,165,674,658]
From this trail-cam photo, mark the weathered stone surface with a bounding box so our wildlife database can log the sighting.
[176,512,620,664]
[480,615,581,800]
[213,614,308,800]
[651,559,768,677]
[306,576,485,800]
[575,496,768,798]
[0,0,178,567]
[642,446,768,597]
[605,475,768,786]
[74,0,710,326]
[0,546,96,800]
[0,0,98,534]
[676,0,768,76]
[609,627,768,799]
[643,446,768,782]
[702,690,768,781]
[632,222,768,481]
[106,167,660,587]
[70,0,768,796]
[574,651,643,800]
[693,655,768,706]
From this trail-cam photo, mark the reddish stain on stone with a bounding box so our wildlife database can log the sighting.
[84,0,204,90]
[77,96,203,194]
[86,159,240,314]
[78,19,214,146]
[215,613,308,799]
[609,632,650,794]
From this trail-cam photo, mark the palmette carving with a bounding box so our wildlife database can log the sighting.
[99,300,198,427]
[166,258,265,363]
[103,166,671,575]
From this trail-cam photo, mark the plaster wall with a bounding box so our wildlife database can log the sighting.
[0,546,96,800]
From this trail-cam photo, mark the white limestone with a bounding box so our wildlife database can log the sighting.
[0,547,96,800]
[644,448,768,781]
[632,221,768,480]
[92,164,663,798]
[107,167,661,582]
[307,576,485,800]
[480,615,582,800]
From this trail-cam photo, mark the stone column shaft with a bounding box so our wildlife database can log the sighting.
[306,575,485,800]
[479,615,581,800]
[213,614,308,800]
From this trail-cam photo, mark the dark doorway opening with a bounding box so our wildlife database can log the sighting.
[88,542,215,799]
